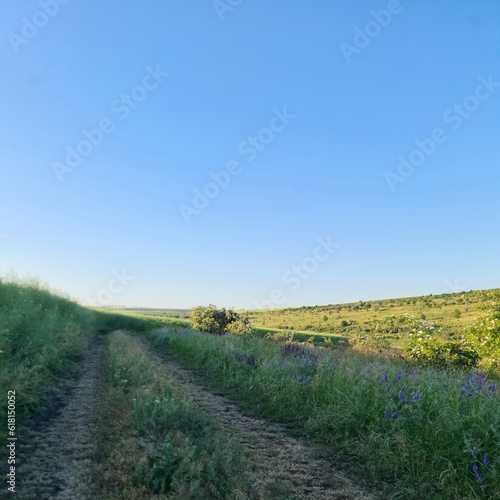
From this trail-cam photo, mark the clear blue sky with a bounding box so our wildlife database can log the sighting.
[1,0,499,309]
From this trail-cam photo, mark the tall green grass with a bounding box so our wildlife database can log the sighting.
[146,326,499,499]
[0,278,96,432]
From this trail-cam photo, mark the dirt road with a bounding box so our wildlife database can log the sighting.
[7,333,378,499]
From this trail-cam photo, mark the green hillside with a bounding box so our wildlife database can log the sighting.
[241,289,496,348]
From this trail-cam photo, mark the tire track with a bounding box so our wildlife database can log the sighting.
[11,336,107,500]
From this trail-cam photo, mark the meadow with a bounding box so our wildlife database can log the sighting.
[242,290,489,346]
[112,290,492,348]
[2,277,499,498]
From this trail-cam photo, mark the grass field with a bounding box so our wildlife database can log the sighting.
[105,307,190,319]
[243,290,489,343]
[3,278,499,498]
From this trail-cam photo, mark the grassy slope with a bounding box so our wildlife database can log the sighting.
[242,289,497,347]
[3,279,498,497]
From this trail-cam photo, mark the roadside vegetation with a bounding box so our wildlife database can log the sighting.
[145,323,499,499]
[0,276,96,439]
[102,331,250,498]
[112,289,500,372]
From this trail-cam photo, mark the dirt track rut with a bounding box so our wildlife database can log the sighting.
[12,336,106,500]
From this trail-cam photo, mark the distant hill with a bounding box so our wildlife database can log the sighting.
[240,288,500,347]
[106,307,190,319]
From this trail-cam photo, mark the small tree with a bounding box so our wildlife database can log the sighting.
[190,305,252,335]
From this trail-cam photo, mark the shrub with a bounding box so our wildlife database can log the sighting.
[226,317,253,335]
[404,317,478,369]
[190,305,251,335]
[466,291,500,371]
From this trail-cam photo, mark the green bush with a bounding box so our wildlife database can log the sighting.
[404,317,478,369]
[189,305,251,335]
[466,291,500,371]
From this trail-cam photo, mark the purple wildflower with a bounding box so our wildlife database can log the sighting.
[246,355,257,366]
[235,352,261,366]
[411,391,423,401]
[293,373,313,385]
[472,464,484,484]
[397,388,422,403]
[483,454,489,465]
[381,370,407,390]
[393,370,403,386]
[281,343,319,365]
[461,370,496,397]
[384,408,403,423]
